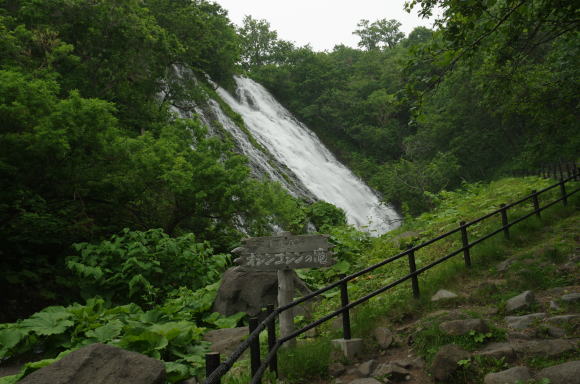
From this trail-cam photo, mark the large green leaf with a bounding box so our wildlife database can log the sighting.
[85,320,123,342]
[20,308,74,336]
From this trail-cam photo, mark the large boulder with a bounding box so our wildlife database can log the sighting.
[19,343,165,384]
[212,267,311,317]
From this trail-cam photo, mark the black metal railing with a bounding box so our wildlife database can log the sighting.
[204,170,579,384]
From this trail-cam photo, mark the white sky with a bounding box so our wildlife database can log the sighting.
[213,0,436,52]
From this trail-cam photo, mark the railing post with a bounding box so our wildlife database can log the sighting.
[407,245,420,299]
[205,352,221,384]
[338,274,352,340]
[266,305,278,377]
[558,162,564,180]
[531,190,541,219]
[560,180,568,206]
[459,221,471,268]
[500,203,510,240]
[249,317,261,382]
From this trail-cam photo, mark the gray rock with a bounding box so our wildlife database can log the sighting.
[505,313,546,329]
[358,360,376,377]
[373,327,394,349]
[203,327,249,355]
[544,325,566,338]
[550,300,561,311]
[547,314,580,326]
[483,366,532,384]
[19,343,165,384]
[213,266,310,316]
[505,291,535,313]
[439,318,489,336]
[431,344,470,381]
[497,258,515,272]
[431,289,459,301]
[349,379,382,384]
[474,343,516,362]
[561,293,580,302]
[372,363,410,381]
[510,339,576,357]
[391,358,414,369]
[329,362,346,377]
[536,361,580,384]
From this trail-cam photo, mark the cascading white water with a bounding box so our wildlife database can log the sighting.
[217,77,401,234]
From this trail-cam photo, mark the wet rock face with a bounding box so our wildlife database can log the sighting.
[18,343,165,384]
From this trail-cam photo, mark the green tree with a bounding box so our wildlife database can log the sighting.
[353,19,405,50]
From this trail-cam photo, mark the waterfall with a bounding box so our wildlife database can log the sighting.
[216,77,401,234]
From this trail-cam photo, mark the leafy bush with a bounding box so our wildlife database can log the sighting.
[66,229,229,306]
[306,201,347,231]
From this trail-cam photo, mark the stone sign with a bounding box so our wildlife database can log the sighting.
[232,233,335,270]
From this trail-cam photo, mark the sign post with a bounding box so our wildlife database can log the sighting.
[232,232,335,344]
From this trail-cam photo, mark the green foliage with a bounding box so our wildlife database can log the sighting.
[66,228,229,306]
[353,19,405,50]
[0,291,244,382]
[305,201,347,231]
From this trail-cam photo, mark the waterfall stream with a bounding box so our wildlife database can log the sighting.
[216,77,401,234]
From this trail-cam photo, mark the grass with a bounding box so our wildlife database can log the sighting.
[220,177,579,383]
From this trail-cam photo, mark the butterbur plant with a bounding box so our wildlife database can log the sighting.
[65,228,229,306]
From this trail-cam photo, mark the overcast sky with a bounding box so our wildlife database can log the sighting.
[213,0,436,52]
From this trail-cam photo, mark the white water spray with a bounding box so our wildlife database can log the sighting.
[217,77,400,234]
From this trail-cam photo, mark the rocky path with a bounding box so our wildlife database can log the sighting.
[324,246,580,384]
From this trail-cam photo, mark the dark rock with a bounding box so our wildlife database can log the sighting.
[541,325,565,338]
[439,318,489,336]
[483,366,531,384]
[474,343,516,362]
[202,327,248,355]
[372,363,410,382]
[560,293,580,303]
[431,344,470,381]
[431,289,458,301]
[213,266,310,316]
[536,361,580,384]
[373,327,394,349]
[505,313,545,329]
[505,291,535,313]
[547,314,580,326]
[510,339,576,357]
[19,343,165,384]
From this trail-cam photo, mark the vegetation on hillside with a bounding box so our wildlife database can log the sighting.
[0,0,578,383]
